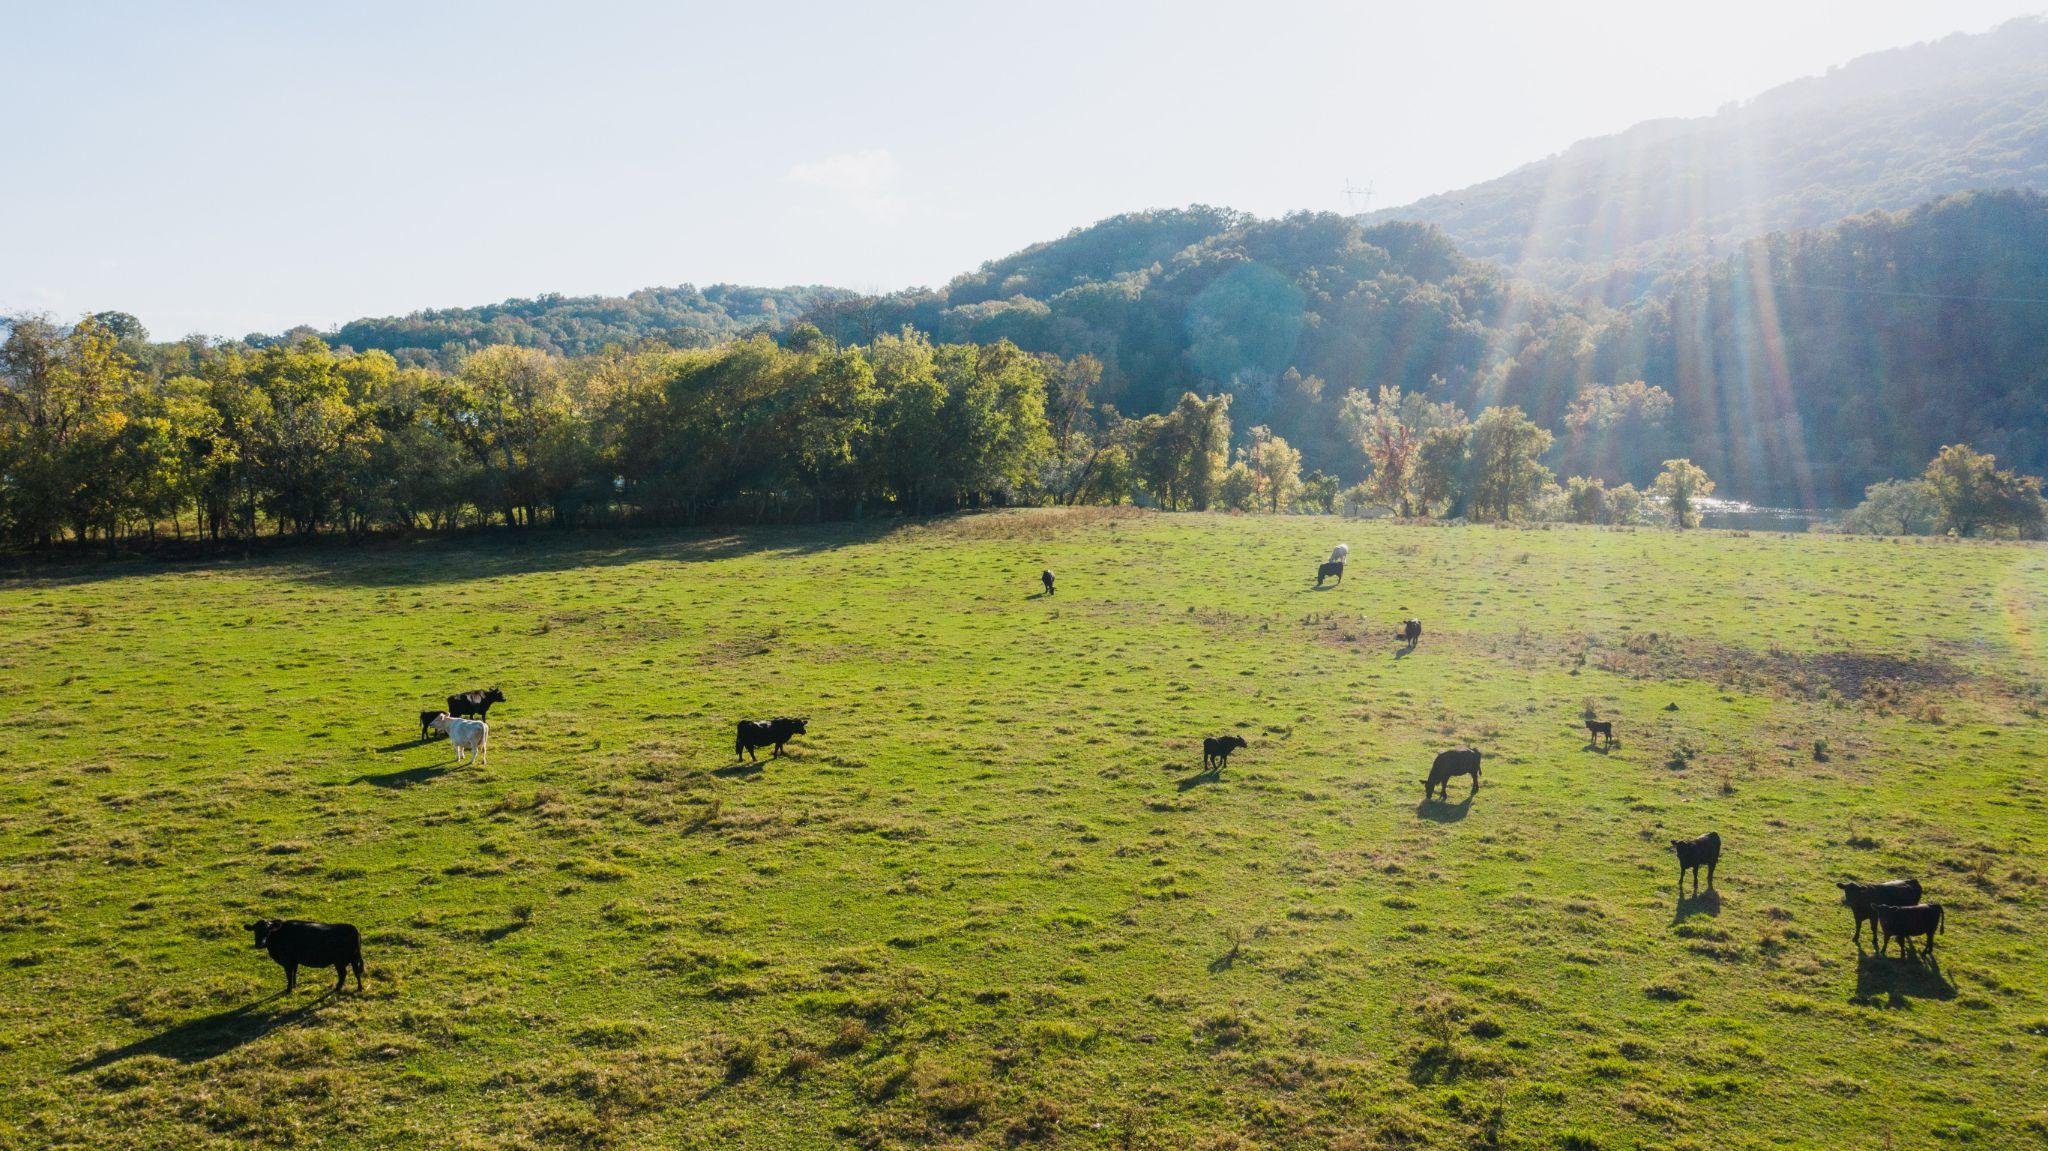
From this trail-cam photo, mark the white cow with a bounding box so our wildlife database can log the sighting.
[1329,542,1350,564]
[430,714,488,765]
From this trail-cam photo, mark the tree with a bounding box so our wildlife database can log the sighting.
[1340,386,1464,516]
[1466,407,1554,522]
[0,315,138,548]
[1562,380,1673,481]
[1564,475,1607,524]
[1038,352,1103,502]
[450,345,586,528]
[1607,482,1645,525]
[1650,458,1715,530]
[1412,423,1471,517]
[1840,478,1942,536]
[1294,468,1339,514]
[1134,393,1231,511]
[1218,460,1258,511]
[1245,425,1302,513]
[1922,444,2044,537]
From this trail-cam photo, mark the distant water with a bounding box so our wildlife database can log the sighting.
[1692,497,1838,533]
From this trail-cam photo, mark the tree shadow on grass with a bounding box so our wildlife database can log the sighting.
[1177,768,1221,792]
[1415,794,1474,822]
[1854,953,1956,1006]
[350,765,450,789]
[67,994,325,1071]
[1672,889,1722,924]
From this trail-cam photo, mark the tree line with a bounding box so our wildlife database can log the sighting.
[6,310,2040,553]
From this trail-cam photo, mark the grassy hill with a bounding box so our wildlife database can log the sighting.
[3,511,2045,1149]
[1368,17,2048,301]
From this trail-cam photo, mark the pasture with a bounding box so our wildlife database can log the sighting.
[1,510,2045,1150]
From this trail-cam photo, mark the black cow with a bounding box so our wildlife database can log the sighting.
[1584,719,1614,747]
[1423,748,1481,801]
[1872,902,1945,959]
[1837,879,1923,948]
[447,687,505,721]
[419,710,446,740]
[1672,832,1720,896]
[736,717,807,761]
[1399,618,1422,647]
[1316,560,1344,587]
[1042,569,1055,596]
[249,918,364,994]
[1203,735,1247,772]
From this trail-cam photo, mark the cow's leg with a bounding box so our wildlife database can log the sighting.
[1706,859,1716,890]
[284,962,298,992]
[334,964,348,993]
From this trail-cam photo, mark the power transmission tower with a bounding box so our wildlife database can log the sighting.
[1341,180,1375,213]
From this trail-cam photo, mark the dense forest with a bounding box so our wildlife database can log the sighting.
[803,190,2048,507]
[315,284,855,369]
[1367,16,2048,303]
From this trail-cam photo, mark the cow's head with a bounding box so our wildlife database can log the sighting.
[791,717,808,734]
[248,919,279,948]
[484,687,506,704]
[429,713,451,733]
[1226,736,1247,752]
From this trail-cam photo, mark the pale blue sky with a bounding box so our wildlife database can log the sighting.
[3,1,2040,337]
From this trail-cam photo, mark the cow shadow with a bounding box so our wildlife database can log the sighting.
[351,765,450,789]
[374,737,436,753]
[713,762,764,779]
[1025,591,1051,601]
[1177,768,1222,792]
[66,994,324,1071]
[1582,740,1615,754]
[1853,953,1956,1006]
[1415,794,1474,822]
[1305,583,1339,593]
[1672,889,1722,923]
[1393,644,1415,660]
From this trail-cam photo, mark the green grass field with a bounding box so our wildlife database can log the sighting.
[3,510,2046,1150]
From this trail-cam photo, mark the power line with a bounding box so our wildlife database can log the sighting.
[1773,280,2048,306]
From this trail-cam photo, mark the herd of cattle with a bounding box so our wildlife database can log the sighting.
[245,542,1953,995]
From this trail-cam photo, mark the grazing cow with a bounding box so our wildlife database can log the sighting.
[1871,902,1945,959]
[1042,569,1055,596]
[736,717,807,761]
[1316,560,1345,587]
[419,710,446,740]
[1671,832,1720,896]
[1584,719,1614,747]
[1203,735,1248,772]
[1423,748,1481,801]
[429,714,488,765]
[1329,543,1350,564]
[249,918,363,994]
[1838,879,1923,948]
[446,687,505,722]
[1399,618,1422,647]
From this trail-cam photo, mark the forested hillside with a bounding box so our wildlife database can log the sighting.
[322,283,856,367]
[1367,17,2048,302]
[806,191,2048,506]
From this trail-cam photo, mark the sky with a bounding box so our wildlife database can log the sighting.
[3,0,2042,338]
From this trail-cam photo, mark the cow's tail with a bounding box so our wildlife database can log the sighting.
[350,929,366,989]
[1938,906,1945,935]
